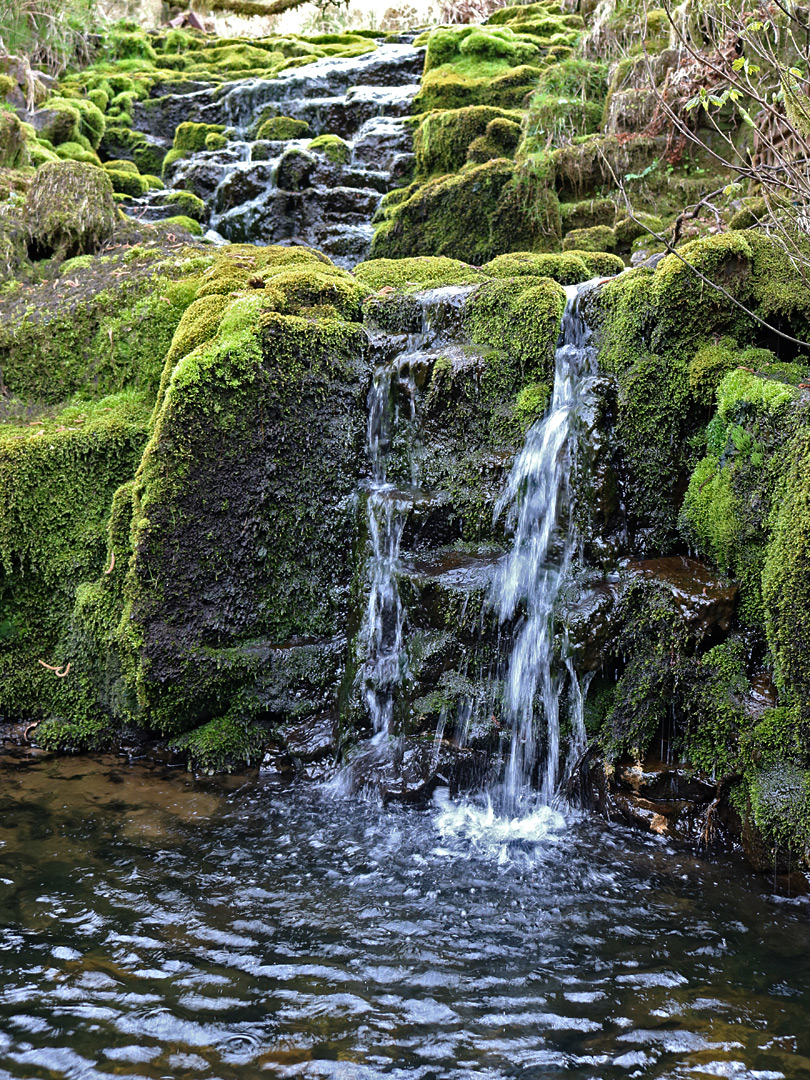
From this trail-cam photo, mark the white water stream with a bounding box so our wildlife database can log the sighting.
[490,281,599,816]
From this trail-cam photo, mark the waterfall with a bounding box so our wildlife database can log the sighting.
[491,281,599,815]
[343,278,600,813]
[360,359,415,739]
[354,286,476,753]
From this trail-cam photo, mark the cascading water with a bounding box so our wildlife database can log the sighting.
[359,359,415,740]
[351,287,477,763]
[490,281,599,816]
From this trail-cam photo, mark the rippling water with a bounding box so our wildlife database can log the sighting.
[1,752,809,1080]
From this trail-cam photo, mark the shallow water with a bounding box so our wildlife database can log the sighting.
[1,753,809,1080]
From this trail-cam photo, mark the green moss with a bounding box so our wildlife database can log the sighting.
[762,424,810,709]
[466,276,566,386]
[614,212,663,247]
[128,292,370,734]
[165,189,207,222]
[105,168,149,197]
[163,215,203,236]
[515,380,551,427]
[107,29,158,63]
[523,94,603,148]
[749,763,810,854]
[560,198,616,231]
[567,249,624,276]
[205,132,228,151]
[414,62,544,114]
[599,580,687,761]
[680,368,798,624]
[372,159,561,264]
[414,106,522,177]
[308,133,351,164]
[43,96,105,150]
[483,250,589,284]
[0,395,149,722]
[729,197,768,231]
[171,711,267,773]
[688,339,739,406]
[23,160,116,259]
[562,224,617,252]
[54,141,101,166]
[679,638,749,777]
[0,111,27,169]
[101,126,166,175]
[255,114,311,140]
[0,247,206,403]
[163,122,226,174]
[103,158,139,175]
[353,255,485,292]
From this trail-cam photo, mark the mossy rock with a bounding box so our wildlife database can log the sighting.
[126,258,372,735]
[560,198,617,231]
[482,249,621,284]
[0,394,150,725]
[729,197,768,231]
[371,159,561,264]
[255,115,311,140]
[354,255,486,292]
[106,168,150,197]
[103,159,140,176]
[614,213,663,247]
[414,106,523,178]
[165,189,207,222]
[414,62,544,114]
[163,214,203,236]
[466,275,567,386]
[101,126,166,176]
[42,96,106,150]
[23,161,117,260]
[562,225,617,253]
[308,134,351,164]
[0,110,27,169]
[0,242,208,402]
[163,122,226,174]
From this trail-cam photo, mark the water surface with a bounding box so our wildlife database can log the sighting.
[1,752,809,1079]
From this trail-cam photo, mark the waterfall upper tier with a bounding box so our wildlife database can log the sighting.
[121,43,424,266]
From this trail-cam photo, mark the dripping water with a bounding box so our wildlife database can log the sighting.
[351,287,476,768]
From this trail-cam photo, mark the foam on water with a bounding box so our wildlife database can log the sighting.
[433,790,568,862]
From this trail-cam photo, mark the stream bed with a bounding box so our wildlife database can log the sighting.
[1,753,809,1079]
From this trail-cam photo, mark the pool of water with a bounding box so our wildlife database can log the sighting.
[1,750,809,1080]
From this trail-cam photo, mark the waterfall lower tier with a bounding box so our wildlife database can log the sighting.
[343,280,603,809]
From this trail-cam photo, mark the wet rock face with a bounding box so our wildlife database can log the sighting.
[561,556,738,672]
[123,44,424,268]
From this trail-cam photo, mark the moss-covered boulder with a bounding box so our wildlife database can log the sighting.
[414,106,523,177]
[162,121,226,174]
[255,115,311,141]
[309,134,351,164]
[0,110,27,168]
[371,159,562,263]
[123,247,372,737]
[0,243,207,402]
[23,161,117,260]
